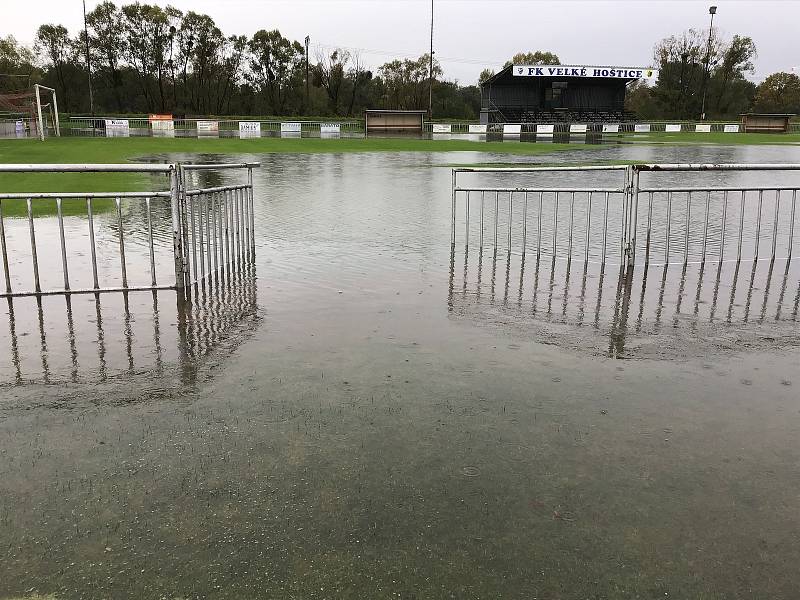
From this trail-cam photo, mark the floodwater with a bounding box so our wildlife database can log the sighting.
[1,144,800,599]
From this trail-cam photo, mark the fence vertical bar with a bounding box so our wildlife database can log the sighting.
[146,196,157,287]
[115,197,128,288]
[56,197,70,290]
[665,191,672,264]
[211,192,219,276]
[720,191,728,262]
[602,191,609,263]
[553,191,559,256]
[584,191,592,262]
[494,191,499,249]
[507,192,513,251]
[684,192,692,264]
[198,193,206,282]
[222,189,230,268]
[248,166,256,255]
[629,167,640,266]
[26,198,40,293]
[567,191,575,260]
[169,166,185,290]
[754,189,763,260]
[537,192,543,257]
[645,190,653,263]
[522,192,528,253]
[737,191,745,261]
[87,197,99,289]
[479,191,484,249]
[217,192,224,274]
[789,189,796,259]
[465,191,470,246]
[187,195,196,285]
[235,187,242,260]
[702,190,711,262]
[451,170,456,245]
[0,199,10,294]
[771,189,780,260]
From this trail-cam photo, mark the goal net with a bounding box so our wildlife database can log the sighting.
[0,85,60,140]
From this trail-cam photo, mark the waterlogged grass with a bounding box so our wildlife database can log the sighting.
[1,131,797,216]
[614,131,800,145]
[0,136,578,217]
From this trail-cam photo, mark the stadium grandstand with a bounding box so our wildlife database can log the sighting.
[479,64,658,124]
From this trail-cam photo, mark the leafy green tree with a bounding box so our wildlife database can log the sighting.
[35,24,73,107]
[478,68,494,84]
[503,51,560,68]
[753,72,800,114]
[711,35,757,117]
[0,36,38,92]
[86,1,127,111]
[314,48,350,115]
[248,29,304,115]
[378,54,441,109]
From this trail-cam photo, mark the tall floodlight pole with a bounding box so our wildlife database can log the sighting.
[700,5,717,121]
[305,36,310,113]
[428,0,434,119]
[83,0,95,116]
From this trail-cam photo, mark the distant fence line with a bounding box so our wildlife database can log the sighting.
[0,116,798,139]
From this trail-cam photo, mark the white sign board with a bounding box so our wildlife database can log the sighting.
[665,124,682,133]
[468,124,487,133]
[634,123,651,133]
[281,122,302,133]
[320,123,340,134]
[197,120,219,135]
[514,65,658,80]
[432,123,452,133]
[239,121,261,138]
[503,124,522,135]
[105,119,130,137]
[537,124,555,134]
[602,123,620,133]
[151,119,174,132]
[569,123,587,133]
[724,124,739,133]
[695,123,711,133]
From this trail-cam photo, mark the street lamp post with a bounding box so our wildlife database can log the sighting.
[700,5,717,121]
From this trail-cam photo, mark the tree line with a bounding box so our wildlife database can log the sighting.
[1,1,479,118]
[1,3,798,120]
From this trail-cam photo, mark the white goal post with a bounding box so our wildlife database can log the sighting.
[33,84,60,141]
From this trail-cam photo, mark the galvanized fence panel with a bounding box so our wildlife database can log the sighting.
[0,162,258,298]
[452,164,800,267]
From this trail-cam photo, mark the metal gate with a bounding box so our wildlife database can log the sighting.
[452,163,799,267]
[0,162,258,298]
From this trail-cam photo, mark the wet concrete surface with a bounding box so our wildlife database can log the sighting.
[1,146,800,599]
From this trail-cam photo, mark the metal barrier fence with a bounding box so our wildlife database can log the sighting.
[0,162,258,298]
[452,164,800,267]
[51,117,800,138]
[65,117,363,137]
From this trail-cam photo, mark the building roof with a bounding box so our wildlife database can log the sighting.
[364,109,427,114]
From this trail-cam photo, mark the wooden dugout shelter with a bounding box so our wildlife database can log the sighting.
[364,109,426,133]
[740,113,795,133]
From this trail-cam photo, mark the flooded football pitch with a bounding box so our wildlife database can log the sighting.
[1,143,800,599]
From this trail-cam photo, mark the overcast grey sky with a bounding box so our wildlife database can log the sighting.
[5,0,799,84]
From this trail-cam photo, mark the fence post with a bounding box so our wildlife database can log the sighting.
[629,166,640,267]
[169,165,186,291]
